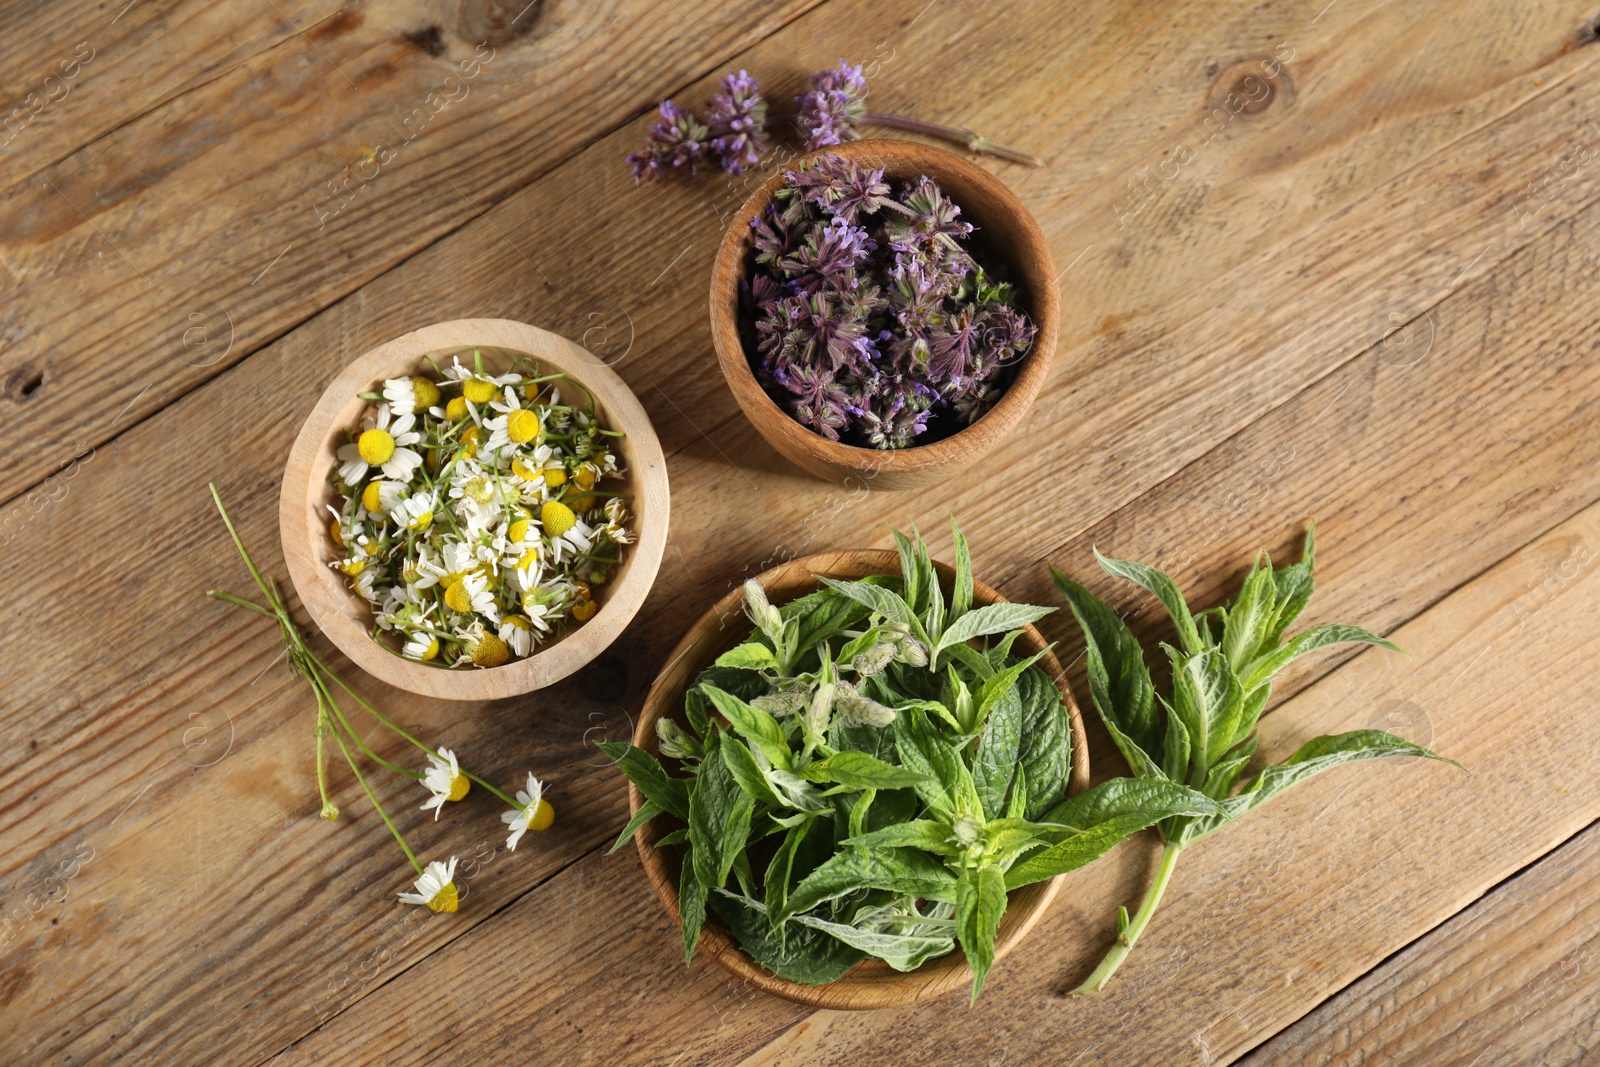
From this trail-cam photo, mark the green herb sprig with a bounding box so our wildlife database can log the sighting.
[1053,524,1461,994]
[603,521,1222,1002]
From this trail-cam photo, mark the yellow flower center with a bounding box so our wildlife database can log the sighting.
[444,580,474,613]
[503,614,531,632]
[427,882,459,913]
[417,636,439,661]
[363,539,381,556]
[339,559,365,577]
[459,426,483,458]
[472,631,510,667]
[358,429,396,466]
[463,378,497,404]
[445,396,469,422]
[360,480,385,513]
[528,798,555,832]
[571,599,597,622]
[447,772,470,801]
[463,476,494,505]
[507,518,530,543]
[510,458,539,481]
[542,466,568,489]
[541,500,576,539]
[411,376,441,412]
[507,408,541,444]
[516,548,541,572]
[575,463,599,490]
[330,520,345,548]
[407,509,434,532]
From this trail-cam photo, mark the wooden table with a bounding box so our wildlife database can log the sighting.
[4,1,1598,1063]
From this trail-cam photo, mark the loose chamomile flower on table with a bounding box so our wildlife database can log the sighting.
[337,402,424,483]
[399,857,461,912]
[420,748,470,818]
[501,774,554,851]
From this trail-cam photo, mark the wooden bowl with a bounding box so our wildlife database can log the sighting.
[630,549,1090,1009]
[278,318,670,701]
[709,140,1059,491]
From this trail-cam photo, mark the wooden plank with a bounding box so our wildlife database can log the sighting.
[0,0,344,183]
[1238,820,1600,1066]
[0,0,823,505]
[276,190,1600,1061]
[4,0,1599,1061]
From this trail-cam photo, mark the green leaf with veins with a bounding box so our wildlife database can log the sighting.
[956,864,1008,1002]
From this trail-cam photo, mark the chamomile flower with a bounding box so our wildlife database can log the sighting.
[498,614,535,656]
[399,857,460,912]
[443,355,520,405]
[443,570,499,623]
[420,748,470,819]
[600,498,635,545]
[501,774,554,851]
[402,630,441,661]
[396,490,436,532]
[484,389,544,453]
[337,403,424,483]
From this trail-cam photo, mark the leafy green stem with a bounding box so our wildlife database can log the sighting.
[1071,842,1184,996]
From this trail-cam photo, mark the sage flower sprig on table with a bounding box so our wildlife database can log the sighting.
[743,154,1036,448]
[626,61,1040,184]
[1052,525,1461,994]
[603,520,1221,1002]
[206,486,555,913]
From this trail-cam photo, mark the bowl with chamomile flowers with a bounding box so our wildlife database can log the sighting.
[279,318,670,701]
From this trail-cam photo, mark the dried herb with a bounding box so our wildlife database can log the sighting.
[602,521,1221,1002]
[742,154,1036,449]
[1053,524,1461,994]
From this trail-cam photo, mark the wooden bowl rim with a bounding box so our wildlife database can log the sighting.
[277,318,670,701]
[708,139,1060,478]
[629,548,1090,1009]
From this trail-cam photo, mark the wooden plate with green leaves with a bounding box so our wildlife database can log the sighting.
[608,535,1092,1009]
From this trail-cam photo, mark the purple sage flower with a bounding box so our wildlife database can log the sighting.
[706,69,769,174]
[625,100,709,183]
[796,61,869,151]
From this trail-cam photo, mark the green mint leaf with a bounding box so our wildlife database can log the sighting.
[609,799,662,854]
[701,686,792,770]
[956,864,1008,1003]
[715,641,780,671]
[595,741,691,821]
[656,828,689,846]
[778,847,958,923]
[1221,554,1278,672]
[688,732,755,891]
[971,686,1023,820]
[842,819,959,856]
[1159,694,1191,784]
[720,735,792,809]
[1185,729,1460,841]
[951,517,974,621]
[801,750,933,791]
[763,818,814,924]
[1004,764,1030,821]
[1052,571,1161,762]
[709,892,865,984]
[1014,667,1072,819]
[789,913,954,973]
[1241,624,1403,692]
[1262,523,1317,646]
[679,858,708,965]
[971,648,1051,735]
[894,707,983,820]
[1092,549,1203,656]
[933,602,1056,665]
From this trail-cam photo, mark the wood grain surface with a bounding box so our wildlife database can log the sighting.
[3,0,1599,1063]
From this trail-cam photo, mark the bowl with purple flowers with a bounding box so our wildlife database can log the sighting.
[710,139,1058,491]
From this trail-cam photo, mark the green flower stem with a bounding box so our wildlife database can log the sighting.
[861,112,1044,168]
[206,589,277,616]
[1071,842,1184,996]
[314,701,336,816]
[327,715,423,876]
[460,771,520,809]
[313,673,424,779]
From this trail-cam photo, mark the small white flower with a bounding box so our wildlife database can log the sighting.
[484,388,544,453]
[398,857,459,912]
[443,569,499,623]
[336,403,424,484]
[402,630,440,661]
[420,748,469,819]
[396,490,435,532]
[501,774,551,851]
[498,615,534,656]
[545,518,594,565]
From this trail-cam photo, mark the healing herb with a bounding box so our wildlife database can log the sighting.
[1053,525,1460,994]
[742,154,1037,449]
[626,61,1039,184]
[602,521,1221,1002]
